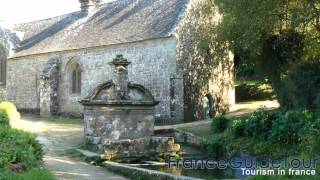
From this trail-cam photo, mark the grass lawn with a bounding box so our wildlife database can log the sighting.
[235,80,260,86]
[178,124,213,139]
[235,80,276,102]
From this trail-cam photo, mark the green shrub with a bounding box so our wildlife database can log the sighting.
[229,109,315,144]
[211,116,229,133]
[0,105,50,179]
[283,60,320,109]
[0,102,21,122]
[270,109,314,144]
[0,110,9,128]
[206,137,225,158]
[296,110,320,155]
[0,128,43,169]
[230,118,247,137]
[244,109,278,140]
[0,168,55,180]
[206,108,320,158]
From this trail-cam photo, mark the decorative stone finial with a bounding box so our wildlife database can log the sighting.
[112,55,131,100]
[112,54,131,66]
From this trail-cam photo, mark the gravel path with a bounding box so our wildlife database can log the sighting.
[12,116,128,180]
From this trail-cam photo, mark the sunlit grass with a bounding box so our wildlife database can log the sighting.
[23,116,82,125]
[11,115,83,134]
[178,124,212,139]
[235,80,260,86]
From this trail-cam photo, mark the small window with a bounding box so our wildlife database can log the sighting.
[0,46,7,86]
[66,59,81,94]
[69,62,81,94]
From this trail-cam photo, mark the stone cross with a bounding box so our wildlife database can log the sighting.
[111,55,131,100]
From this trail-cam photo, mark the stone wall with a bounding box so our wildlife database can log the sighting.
[6,57,48,112]
[39,57,60,116]
[0,48,6,101]
[8,37,181,121]
[0,24,20,101]
[176,0,235,121]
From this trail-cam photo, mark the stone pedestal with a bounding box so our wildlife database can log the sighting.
[83,105,155,149]
[80,55,179,161]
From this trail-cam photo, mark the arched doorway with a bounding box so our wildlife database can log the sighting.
[202,94,214,119]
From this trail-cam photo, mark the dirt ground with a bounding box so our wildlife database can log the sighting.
[11,116,128,180]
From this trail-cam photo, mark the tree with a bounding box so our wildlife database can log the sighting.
[206,0,320,108]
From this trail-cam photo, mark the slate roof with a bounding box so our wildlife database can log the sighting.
[11,0,190,58]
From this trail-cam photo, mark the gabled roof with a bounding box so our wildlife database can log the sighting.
[12,0,190,58]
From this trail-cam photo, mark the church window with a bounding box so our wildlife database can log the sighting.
[71,63,81,94]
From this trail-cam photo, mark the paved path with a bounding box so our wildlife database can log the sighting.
[11,117,128,180]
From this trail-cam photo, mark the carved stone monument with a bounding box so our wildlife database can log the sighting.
[80,55,180,161]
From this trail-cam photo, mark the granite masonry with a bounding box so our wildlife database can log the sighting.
[80,55,158,147]
[81,55,180,161]
[0,0,234,123]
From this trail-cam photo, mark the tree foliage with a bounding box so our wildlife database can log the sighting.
[213,0,320,57]
[206,0,320,109]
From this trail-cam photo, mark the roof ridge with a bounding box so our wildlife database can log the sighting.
[12,0,124,26]
[13,12,80,26]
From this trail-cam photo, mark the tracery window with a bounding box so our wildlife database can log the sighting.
[67,59,81,94]
[71,64,81,94]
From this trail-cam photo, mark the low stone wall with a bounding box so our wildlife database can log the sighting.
[18,108,40,115]
[103,161,204,180]
[154,129,206,147]
[155,118,184,126]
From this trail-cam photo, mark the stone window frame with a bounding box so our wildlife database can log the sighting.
[66,58,82,95]
[71,63,81,94]
[0,45,7,86]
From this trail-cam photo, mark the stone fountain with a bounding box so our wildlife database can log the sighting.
[80,55,180,161]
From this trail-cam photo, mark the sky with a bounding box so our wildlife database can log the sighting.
[0,0,113,24]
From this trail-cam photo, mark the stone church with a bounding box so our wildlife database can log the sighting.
[0,0,234,124]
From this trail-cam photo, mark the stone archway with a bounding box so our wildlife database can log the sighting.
[202,94,214,119]
[39,57,60,117]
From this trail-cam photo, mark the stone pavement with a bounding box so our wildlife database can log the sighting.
[44,155,126,180]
